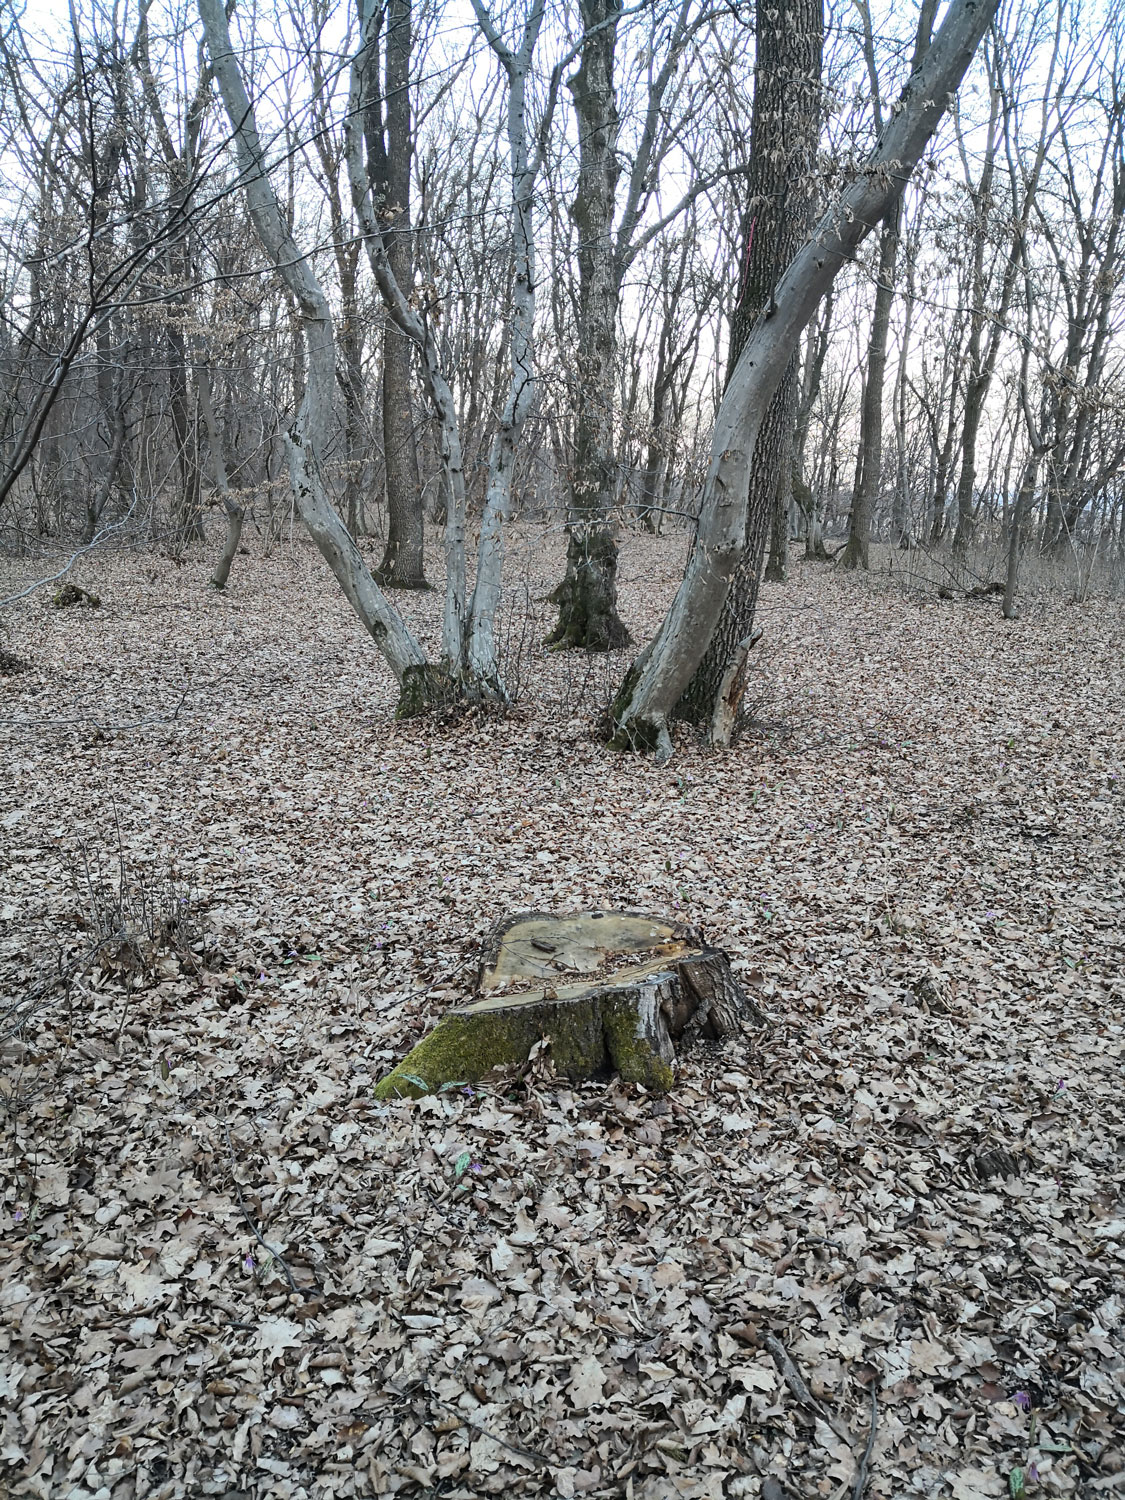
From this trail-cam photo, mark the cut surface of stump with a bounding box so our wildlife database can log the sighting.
[374,910,765,1099]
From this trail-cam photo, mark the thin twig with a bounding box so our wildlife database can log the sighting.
[383,1374,552,1471]
[222,1120,306,1299]
[851,1383,879,1500]
[763,1331,853,1445]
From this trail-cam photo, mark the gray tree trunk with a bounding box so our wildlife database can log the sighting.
[375,0,426,588]
[199,364,244,590]
[1003,449,1038,619]
[466,0,548,687]
[547,0,630,652]
[610,0,1003,759]
[841,207,900,569]
[676,0,821,729]
[348,0,471,676]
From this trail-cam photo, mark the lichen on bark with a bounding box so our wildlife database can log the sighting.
[393,664,454,719]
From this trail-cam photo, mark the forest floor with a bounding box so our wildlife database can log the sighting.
[1,528,1123,1500]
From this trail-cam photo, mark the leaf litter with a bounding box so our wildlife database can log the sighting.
[0,530,1122,1499]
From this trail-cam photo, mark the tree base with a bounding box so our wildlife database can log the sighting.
[546,529,631,651]
[375,536,429,592]
[393,664,456,719]
[838,534,868,570]
[374,568,430,591]
[374,911,765,1099]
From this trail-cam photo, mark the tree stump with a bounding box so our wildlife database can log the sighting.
[52,584,101,608]
[374,910,766,1100]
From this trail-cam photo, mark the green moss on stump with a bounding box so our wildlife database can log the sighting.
[373,911,758,1101]
[601,998,674,1090]
[374,986,675,1100]
[53,583,101,609]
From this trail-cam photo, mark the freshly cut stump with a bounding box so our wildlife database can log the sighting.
[374,910,765,1099]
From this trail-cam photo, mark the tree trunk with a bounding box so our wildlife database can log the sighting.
[841,204,900,569]
[348,0,472,674]
[677,0,821,730]
[764,366,797,583]
[678,357,797,727]
[638,382,668,535]
[1003,449,1039,619]
[610,0,1002,758]
[952,377,985,552]
[375,0,426,589]
[466,0,547,688]
[340,272,366,539]
[199,364,244,590]
[547,0,630,652]
[168,315,203,542]
[795,293,833,560]
[800,473,830,559]
[85,372,127,545]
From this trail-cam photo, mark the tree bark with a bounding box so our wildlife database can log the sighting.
[764,386,795,584]
[199,363,244,590]
[611,0,1003,759]
[796,291,834,559]
[841,0,939,569]
[841,205,900,569]
[348,0,471,675]
[375,0,426,588]
[466,0,548,688]
[677,0,821,731]
[547,0,630,652]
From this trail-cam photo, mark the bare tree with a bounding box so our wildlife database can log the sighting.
[198,0,438,702]
[839,0,937,570]
[547,0,717,650]
[465,0,552,686]
[609,0,1003,759]
[370,0,427,587]
[677,0,823,729]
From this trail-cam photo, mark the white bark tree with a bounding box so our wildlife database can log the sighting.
[198,0,439,704]
[465,0,549,687]
[201,0,554,705]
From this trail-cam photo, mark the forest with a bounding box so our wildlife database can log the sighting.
[0,0,1123,1495]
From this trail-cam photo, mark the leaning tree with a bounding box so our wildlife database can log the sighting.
[609,0,1004,759]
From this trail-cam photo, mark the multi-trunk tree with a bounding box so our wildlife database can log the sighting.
[198,0,561,706]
